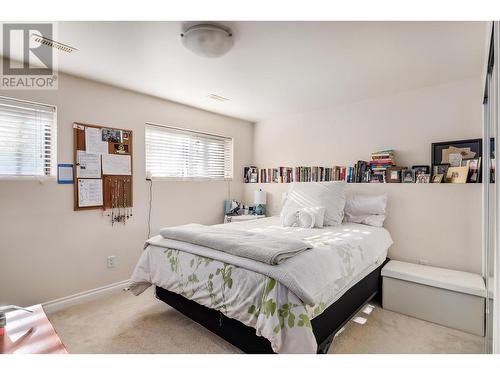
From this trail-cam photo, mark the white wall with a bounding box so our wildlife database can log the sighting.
[244,78,483,274]
[0,72,253,306]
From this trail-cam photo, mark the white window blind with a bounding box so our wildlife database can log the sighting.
[0,96,56,176]
[145,123,233,180]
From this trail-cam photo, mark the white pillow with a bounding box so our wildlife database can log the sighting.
[344,213,386,227]
[344,192,387,227]
[281,182,347,226]
[280,206,326,228]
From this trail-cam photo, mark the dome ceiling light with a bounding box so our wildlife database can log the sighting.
[181,23,233,58]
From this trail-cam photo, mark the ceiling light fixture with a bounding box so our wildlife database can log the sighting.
[181,24,233,58]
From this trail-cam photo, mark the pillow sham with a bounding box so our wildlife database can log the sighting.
[280,206,326,228]
[344,213,386,227]
[344,192,387,227]
[281,182,347,226]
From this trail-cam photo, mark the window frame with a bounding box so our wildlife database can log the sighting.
[0,96,57,180]
[145,122,234,181]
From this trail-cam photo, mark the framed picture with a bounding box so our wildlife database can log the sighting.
[431,139,481,165]
[465,157,481,183]
[432,164,450,181]
[386,167,403,183]
[412,165,430,177]
[431,139,482,180]
[244,166,259,183]
[402,169,415,183]
[446,166,468,183]
[416,173,430,183]
[431,174,444,183]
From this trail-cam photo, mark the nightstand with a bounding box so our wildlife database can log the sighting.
[224,214,265,224]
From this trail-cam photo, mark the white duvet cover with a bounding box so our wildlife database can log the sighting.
[130,216,392,353]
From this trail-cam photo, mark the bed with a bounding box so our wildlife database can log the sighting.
[130,216,393,354]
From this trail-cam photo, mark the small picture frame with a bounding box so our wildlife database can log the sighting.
[402,169,415,183]
[466,157,481,183]
[114,143,129,154]
[446,166,468,183]
[432,164,450,181]
[386,167,403,183]
[412,165,430,177]
[431,174,444,183]
[416,173,430,183]
[102,128,122,143]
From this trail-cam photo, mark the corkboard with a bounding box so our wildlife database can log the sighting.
[73,122,133,211]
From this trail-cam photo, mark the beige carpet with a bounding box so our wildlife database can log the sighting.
[47,288,484,354]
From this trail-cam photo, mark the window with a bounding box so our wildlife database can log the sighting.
[145,123,233,180]
[0,96,57,177]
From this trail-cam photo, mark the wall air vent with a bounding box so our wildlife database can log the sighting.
[31,34,78,54]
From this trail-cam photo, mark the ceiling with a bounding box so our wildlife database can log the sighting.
[51,21,486,122]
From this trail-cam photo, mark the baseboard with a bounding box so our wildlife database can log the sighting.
[43,279,130,314]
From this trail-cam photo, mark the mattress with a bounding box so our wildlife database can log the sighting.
[130,216,392,353]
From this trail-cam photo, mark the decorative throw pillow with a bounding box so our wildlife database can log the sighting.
[281,182,347,226]
[280,206,326,228]
[344,192,387,227]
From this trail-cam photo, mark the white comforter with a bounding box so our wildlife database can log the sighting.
[130,216,393,353]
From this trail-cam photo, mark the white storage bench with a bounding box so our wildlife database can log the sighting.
[381,260,486,336]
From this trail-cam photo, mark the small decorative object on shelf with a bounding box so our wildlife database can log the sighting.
[254,189,267,215]
[402,169,415,183]
[446,166,468,183]
[244,167,259,183]
[416,174,430,183]
[412,165,430,177]
[386,167,403,183]
[464,157,481,183]
[431,174,444,183]
[432,164,450,182]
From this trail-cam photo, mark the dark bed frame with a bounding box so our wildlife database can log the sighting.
[155,258,389,354]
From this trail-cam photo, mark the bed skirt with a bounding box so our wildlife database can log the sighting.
[155,257,389,354]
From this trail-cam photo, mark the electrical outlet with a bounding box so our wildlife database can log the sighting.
[107,255,116,269]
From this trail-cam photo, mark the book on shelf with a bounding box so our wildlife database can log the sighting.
[245,165,348,183]
[367,149,396,182]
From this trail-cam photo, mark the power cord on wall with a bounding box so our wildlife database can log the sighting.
[146,172,153,239]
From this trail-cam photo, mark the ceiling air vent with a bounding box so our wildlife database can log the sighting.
[208,94,230,102]
[31,34,78,54]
